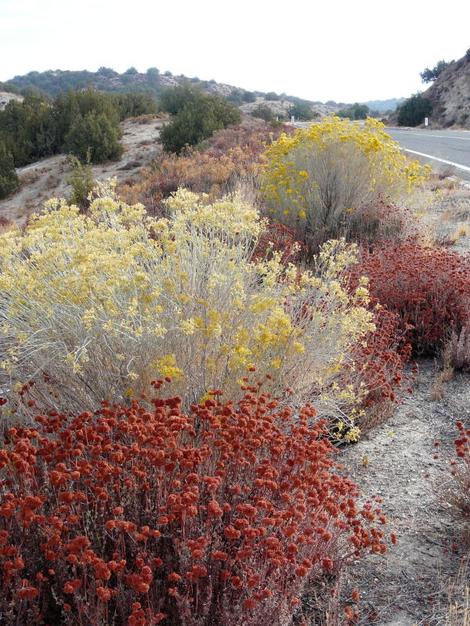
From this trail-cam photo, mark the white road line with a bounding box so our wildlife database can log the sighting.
[393,132,470,141]
[403,148,470,173]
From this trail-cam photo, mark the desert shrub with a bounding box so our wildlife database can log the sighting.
[0,187,372,424]
[349,243,470,357]
[160,87,241,153]
[397,94,432,127]
[64,111,123,163]
[0,386,387,626]
[66,154,94,209]
[262,116,428,255]
[0,142,19,199]
[121,120,286,214]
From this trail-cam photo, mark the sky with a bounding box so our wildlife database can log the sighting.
[1,0,469,103]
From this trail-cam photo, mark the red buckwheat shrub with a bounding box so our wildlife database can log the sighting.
[0,382,386,625]
[349,242,470,357]
[253,221,303,266]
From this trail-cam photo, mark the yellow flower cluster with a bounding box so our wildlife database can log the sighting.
[0,186,372,423]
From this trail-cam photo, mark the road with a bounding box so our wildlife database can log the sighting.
[385,128,470,182]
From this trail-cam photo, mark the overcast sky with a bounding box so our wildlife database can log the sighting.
[1,0,469,103]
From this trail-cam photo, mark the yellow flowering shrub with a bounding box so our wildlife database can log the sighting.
[0,184,373,424]
[262,116,429,254]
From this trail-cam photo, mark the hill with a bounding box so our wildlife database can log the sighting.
[423,50,470,127]
[1,67,402,120]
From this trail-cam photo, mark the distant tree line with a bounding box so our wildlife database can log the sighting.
[337,103,370,120]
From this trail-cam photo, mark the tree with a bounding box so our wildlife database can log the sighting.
[0,142,19,199]
[64,111,123,163]
[420,60,450,83]
[265,92,280,101]
[397,94,432,127]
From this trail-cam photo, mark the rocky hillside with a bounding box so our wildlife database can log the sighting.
[424,51,470,127]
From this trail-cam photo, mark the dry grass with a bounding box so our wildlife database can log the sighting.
[446,560,470,626]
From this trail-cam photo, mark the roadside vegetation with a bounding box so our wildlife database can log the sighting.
[397,93,433,127]
[0,110,468,625]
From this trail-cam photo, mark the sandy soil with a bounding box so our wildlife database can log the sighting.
[0,115,163,223]
[340,361,469,625]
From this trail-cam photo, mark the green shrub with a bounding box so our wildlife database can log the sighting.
[397,94,432,127]
[64,111,123,163]
[66,154,94,208]
[251,103,275,122]
[160,88,241,153]
[0,142,19,199]
[112,92,158,120]
[288,100,315,121]
[159,84,201,115]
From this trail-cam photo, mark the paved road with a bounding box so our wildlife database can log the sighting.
[386,128,470,182]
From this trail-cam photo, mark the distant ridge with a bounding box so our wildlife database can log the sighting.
[1,67,403,117]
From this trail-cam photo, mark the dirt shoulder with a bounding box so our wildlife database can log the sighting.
[341,361,469,625]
